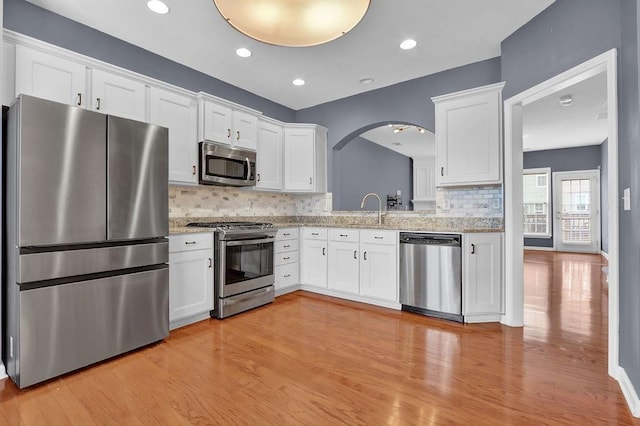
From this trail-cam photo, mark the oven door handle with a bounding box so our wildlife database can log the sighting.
[223,286,273,306]
[224,237,275,246]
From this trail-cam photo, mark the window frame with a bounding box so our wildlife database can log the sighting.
[523,167,552,238]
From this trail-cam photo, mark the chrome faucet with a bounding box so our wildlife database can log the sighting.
[360,192,384,225]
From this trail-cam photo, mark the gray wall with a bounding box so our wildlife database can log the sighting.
[295,58,502,191]
[334,136,412,211]
[523,145,603,249]
[3,0,295,122]
[503,0,640,395]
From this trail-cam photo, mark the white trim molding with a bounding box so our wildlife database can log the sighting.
[523,246,555,251]
[617,367,640,417]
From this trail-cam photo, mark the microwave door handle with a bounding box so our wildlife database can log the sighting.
[245,157,251,180]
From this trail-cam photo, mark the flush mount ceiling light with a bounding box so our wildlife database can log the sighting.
[213,0,371,47]
[292,78,306,86]
[391,124,425,134]
[559,94,573,107]
[359,77,374,84]
[147,0,170,14]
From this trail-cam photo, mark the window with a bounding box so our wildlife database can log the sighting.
[523,168,551,237]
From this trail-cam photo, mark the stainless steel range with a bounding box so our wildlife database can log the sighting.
[186,222,276,318]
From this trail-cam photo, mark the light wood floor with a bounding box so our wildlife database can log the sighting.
[1,251,638,424]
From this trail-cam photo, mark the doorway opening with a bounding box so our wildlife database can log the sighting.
[504,49,619,379]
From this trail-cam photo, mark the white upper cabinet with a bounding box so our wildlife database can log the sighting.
[256,119,283,191]
[198,94,259,150]
[432,82,505,186]
[149,86,198,184]
[15,44,86,107]
[284,124,327,193]
[91,69,147,121]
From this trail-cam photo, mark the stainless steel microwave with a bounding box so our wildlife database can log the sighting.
[199,141,256,186]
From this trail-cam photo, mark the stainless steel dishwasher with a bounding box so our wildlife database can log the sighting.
[399,233,463,322]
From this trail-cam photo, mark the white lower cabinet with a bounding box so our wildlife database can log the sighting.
[463,233,502,322]
[327,229,398,304]
[169,233,214,329]
[300,228,328,288]
[274,227,299,293]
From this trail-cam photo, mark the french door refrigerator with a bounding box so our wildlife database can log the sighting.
[3,95,170,388]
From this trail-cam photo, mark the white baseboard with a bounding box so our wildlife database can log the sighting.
[617,366,640,417]
[275,285,300,297]
[523,246,555,251]
[601,250,610,260]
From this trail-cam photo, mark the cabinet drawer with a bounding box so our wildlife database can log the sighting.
[276,239,299,253]
[301,227,328,240]
[329,229,359,243]
[276,263,299,287]
[275,251,299,266]
[169,233,214,252]
[360,230,397,245]
[277,227,299,240]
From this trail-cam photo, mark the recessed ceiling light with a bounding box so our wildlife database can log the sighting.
[293,79,306,86]
[400,39,417,50]
[359,77,374,84]
[147,0,170,14]
[417,127,425,133]
[236,48,252,58]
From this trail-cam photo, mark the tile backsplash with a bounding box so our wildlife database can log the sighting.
[169,184,503,218]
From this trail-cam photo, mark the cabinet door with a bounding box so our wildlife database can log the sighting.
[328,241,359,294]
[15,45,86,107]
[233,110,258,150]
[203,101,233,145]
[284,127,315,191]
[150,87,198,184]
[360,243,397,301]
[91,69,147,121]
[463,233,502,315]
[435,85,502,186]
[300,239,327,287]
[169,249,214,322]
[256,121,283,190]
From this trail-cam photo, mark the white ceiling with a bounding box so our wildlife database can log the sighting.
[523,72,608,152]
[361,125,435,159]
[25,0,554,110]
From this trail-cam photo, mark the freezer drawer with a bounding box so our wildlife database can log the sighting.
[11,268,169,388]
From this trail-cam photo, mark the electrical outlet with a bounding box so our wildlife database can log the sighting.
[443,199,450,210]
[491,198,501,209]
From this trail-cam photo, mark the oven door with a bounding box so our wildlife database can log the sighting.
[199,142,256,186]
[218,237,274,298]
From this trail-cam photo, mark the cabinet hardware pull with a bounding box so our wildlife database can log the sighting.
[353,250,357,259]
[208,258,212,268]
[257,173,261,182]
[340,234,348,237]
[284,233,290,236]
[364,252,367,260]
[374,236,383,239]
[283,245,291,248]
[471,243,476,254]
[185,241,197,245]
[192,165,196,175]
[309,177,313,185]
[96,97,101,110]
[312,232,319,236]
[283,256,290,260]
[236,131,240,140]
[322,247,326,255]
[441,167,444,176]
[284,274,291,278]
[77,93,82,106]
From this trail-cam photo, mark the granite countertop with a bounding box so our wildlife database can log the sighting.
[169,215,504,235]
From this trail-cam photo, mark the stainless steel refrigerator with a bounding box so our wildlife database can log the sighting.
[3,95,170,388]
